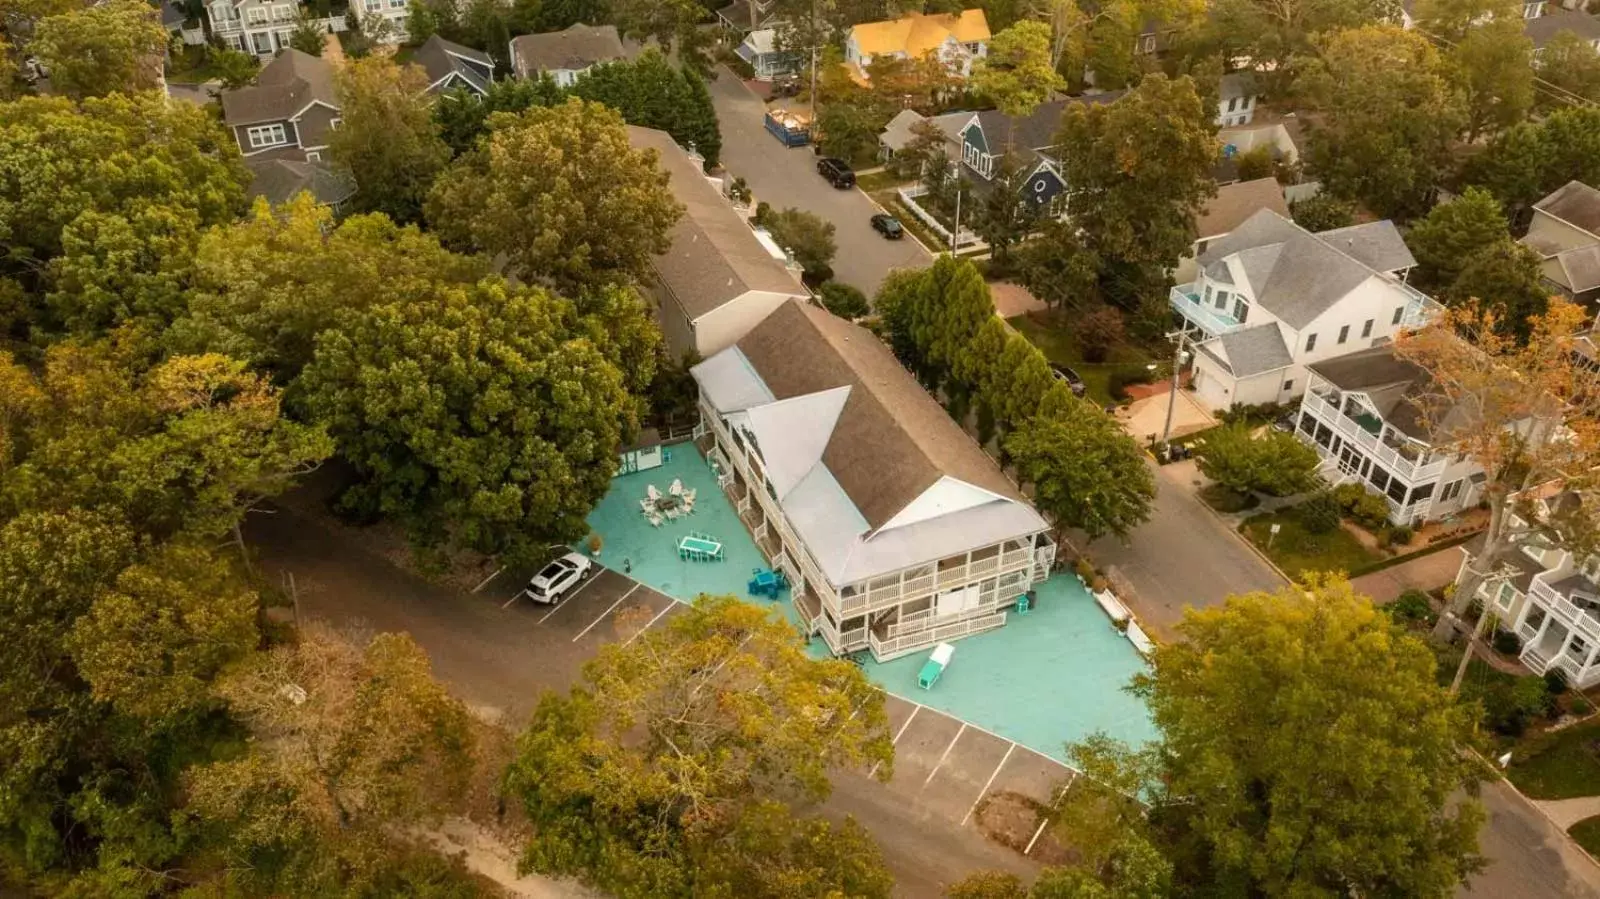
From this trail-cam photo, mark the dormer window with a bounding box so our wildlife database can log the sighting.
[1214,289,1229,311]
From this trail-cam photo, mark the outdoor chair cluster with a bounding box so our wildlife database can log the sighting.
[640,479,697,527]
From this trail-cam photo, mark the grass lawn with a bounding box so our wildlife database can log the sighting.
[1240,507,1383,580]
[1008,310,1157,406]
[856,170,911,193]
[873,192,946,254]
[1571,815,1600,855]
[1507,718,1600,800]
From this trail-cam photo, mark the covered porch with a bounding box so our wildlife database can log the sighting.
[1515,578,1600,688]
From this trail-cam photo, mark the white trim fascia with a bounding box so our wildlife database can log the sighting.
[288,98,340,122]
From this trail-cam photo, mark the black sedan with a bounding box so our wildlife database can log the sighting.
[871,213,904,239]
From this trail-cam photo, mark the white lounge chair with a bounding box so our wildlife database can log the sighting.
[640,499,655,513]
[647,512,664,527]
[664,506,682,520]
[669,478,684,497]
[682,487,696,504]
[647,484,662,502]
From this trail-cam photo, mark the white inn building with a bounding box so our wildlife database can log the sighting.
[691,300,1057,661]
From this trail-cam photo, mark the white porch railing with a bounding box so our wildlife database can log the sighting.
[1168,283,1246,338]
[868,611,1007,661]
[1300,391,1447,482]
[1529,578,1600,643]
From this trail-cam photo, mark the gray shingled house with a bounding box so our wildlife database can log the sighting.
[413,34,495,97]
[509,23,627,85]
[219,48,339,163]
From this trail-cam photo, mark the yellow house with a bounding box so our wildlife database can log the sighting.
[844,10,990,83]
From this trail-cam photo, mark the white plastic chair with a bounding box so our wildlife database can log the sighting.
[647,484,662,502]
[669,478,684,496]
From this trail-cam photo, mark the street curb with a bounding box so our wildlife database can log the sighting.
[1469,748,1600,875]
[858,187,937,258]
[1170,469,1294,585]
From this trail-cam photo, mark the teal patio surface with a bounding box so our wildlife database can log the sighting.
[862,575,1158,762]
[585,445,1156,762]
[584,444,801,628]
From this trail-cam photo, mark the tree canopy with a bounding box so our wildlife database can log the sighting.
[425,98,682,293]
[1193,422,1323,497]
[570,49,723,169]
[1404,186,1510,290]
[329,56,453,224]
[30,0,167,99]
[1008,397,1157,539]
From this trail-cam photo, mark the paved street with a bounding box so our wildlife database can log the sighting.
[1473,778,1600,898]
[1083,458,1285,641]
[706,67,932,296]
[246,501,1044,897]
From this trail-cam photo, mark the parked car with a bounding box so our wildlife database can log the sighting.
[817,157,856,188]
[1272,411,1299,433]
[519,552,594,604]
[1049,363,1087,397]
[871,213,904,239]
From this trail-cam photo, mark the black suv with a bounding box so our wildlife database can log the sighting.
[817,157,855,188]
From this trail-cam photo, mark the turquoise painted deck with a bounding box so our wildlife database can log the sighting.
[862,575,1159,761]
[585,445,1157,761]
[584,445,800,627]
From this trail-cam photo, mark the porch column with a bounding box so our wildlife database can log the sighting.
[1582,639,1600,686]
[1555,627,1580,665]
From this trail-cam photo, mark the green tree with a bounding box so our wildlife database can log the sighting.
[30,0,167,99]
[298,279,638,565]
[1537,30,1600,108]
[761,206,837,282]
[0,93,248,333]
[1201,0,1391,86]
[503,595,894,898]
[1288,192,1356,232]
[425,98,682,293]
[819,281,871,319]
[905,255,996,390]
[1448,18,1534,140]
[289,11,328,54]
[608,0,707,62]
[973,21,1065,150]
[889,116,948,180]
[171,194,488,381]
[1463,106,1600,222]
[1404,186,1510,290]
[1007,399,1155,538]
[433,74,566,156]
[1076,304,1125,363]
[1056,74,1218,307]
[1296,25,1464,220]
[1414,0,1519,44]
[406,0,450,42]
[971,155,1045,261]
[1194,422,1322,497]
[1134,578,1485,895]
[1441,239,1550,341]
[329,56,452,225]
[1014,219,1102,310]
[570,49,723,169]
[210,46,261,89]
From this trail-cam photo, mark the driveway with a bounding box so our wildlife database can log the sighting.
[707,67,932,296]
[245,501,1042,897]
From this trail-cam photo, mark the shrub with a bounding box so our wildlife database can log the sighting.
[1330,483,1390,530]
[1299,492,1342,535]
[818,282,870,320]
[1108,365,1154,402]
[1387,588,1436,625]
[1077,305,1126,363]
[1484,676,1553,736]
[1573,697,1593,716]
[1194,423,1321,497]
[1386,525,1414,548]
[1493,629,1522,656]
[1546,669,1571,696]
[1073,558,1095,583]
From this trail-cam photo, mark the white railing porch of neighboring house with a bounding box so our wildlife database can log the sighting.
[1299,391,1447,482]
[1528,577,1600,644]
[867,611,1007,661]
[1168,283,1246,338]
[896,184,983,250]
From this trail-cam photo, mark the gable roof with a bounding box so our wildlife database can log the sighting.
[1556,245,1600,293]
[849,10,990,57]
[1218,71,1257,100]
[245,158,357,208]
[1315,220,1417,273]
[1198,322,1293,378]
[1198,210,1416,329]
[220,48,336,125]
[1525,8,1600,48]
[1308,345,1447,441]
[413,34,493,95]
[1535,181,1600,237]
[627,126,806,320]
[509,23,626,77]
[1197,178,1288,240]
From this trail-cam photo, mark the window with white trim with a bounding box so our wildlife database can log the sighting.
[246,6,268,23]
[1440,478,1463,504]
[272,3,294,20]
[246,123,288,148]
[1495,580,1516,611]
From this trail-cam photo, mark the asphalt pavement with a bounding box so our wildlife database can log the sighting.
[706,66,932,296]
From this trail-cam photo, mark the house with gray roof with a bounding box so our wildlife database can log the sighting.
[1522,181,1600,306]
[1216,72,1258,127]
[509,23,627,85]
[692,299,1055,661]
[1293,344,1487,526]
[627,126,809,359]
[1525,7,1600,51]
[1172,208,1441,411]
[219,48,339,163]
[413,34,495,97]
[245,158,357,211]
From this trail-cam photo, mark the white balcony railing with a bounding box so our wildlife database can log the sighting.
[867,611,1007,661]
[1529,577,1600,643]
[1300,392,1447,482]
[1169,284,1246,338]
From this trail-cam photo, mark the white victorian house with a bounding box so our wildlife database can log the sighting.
[1171,209,1439,411]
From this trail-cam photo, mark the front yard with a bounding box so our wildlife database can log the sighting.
[1507,717,1600,800]
[1008,310,1158,407]
[1239,507,1384,579]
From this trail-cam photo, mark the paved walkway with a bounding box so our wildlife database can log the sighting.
[1535,796,1600,830]
[1474,779,1600,897]
[1117,391,1215,444]
[1350,536,1480,604]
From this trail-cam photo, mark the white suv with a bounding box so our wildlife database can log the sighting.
[520,552,594,604]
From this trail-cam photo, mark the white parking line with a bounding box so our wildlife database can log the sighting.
[572,584,640,642]
[961,743,1015,827]
[1025,771,1075,856]
[922,722,967,788]
[624,600,677,645]
[529,572,602,619]
[868,704,920,779]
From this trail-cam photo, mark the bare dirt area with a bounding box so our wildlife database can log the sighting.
[421,818,602,899]
[973,791,1069,866]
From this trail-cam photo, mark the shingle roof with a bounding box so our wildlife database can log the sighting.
[1196,178,1287,240]
[849,10,990,57]
[1525,8,1600,49]
[1557,245,1600,293]
[245,158,356,208]
[1315,220,1417,273]
[1535,181,1600,236]
[413,34,493,95]
[716,0,780,30]
[1197,210,1413,329]
[1219,71,1257,100]
[509,24,626,77]
[220,49,336,125]
[972,91,1125,158]
[1198,323,1292,378]
[730,301,1025,529]
[1308,345,1441,441]
[627,126,805,321]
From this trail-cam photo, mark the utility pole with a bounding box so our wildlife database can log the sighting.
[951,175,962,253]
[1449,573,1504,696]
[1159,328,1190,447]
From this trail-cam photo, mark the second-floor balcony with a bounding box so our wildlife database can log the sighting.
[1169,283,1245,338]
[1300,389,1448,483]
